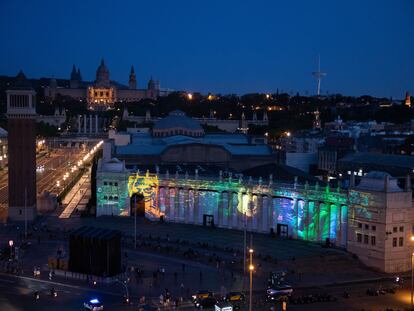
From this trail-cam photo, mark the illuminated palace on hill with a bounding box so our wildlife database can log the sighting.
[44,59,171,110]
[97,112,414,273]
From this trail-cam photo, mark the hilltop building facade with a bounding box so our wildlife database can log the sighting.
[44,60,171,110]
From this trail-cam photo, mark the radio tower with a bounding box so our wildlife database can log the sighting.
[312,55,326,96]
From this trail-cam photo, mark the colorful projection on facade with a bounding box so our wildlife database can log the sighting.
[128,171,159,219]
[120,173,351,247]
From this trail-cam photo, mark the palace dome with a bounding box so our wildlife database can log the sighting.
[95,59,110,86]
[152,110,204,137]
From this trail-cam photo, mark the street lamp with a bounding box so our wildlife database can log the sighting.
[411,235,414,307]
[8,240,13,260]
[249,248,254,311]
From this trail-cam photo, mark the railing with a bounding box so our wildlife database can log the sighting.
[129,172,350,200]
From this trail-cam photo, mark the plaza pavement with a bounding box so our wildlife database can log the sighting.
[39,215,386,289]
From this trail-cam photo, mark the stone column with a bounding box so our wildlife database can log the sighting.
[227,191,234,229]
[261,195,268,233]
[315,202,320,242]
[184,189,190,223]
[217,191,223,227]
[95,114,98,134]
[303,200,309,240]
[89,115,93,134]
[237,192,244,230]
[77,115,81,134]
[256,195,263,232]
[83,114,87,134]
[336,204,341,247]
[327,203,332,241]
[164,187,170,221]
[268,196,274,234]
[193,189,199,224]
[293,198,299,239]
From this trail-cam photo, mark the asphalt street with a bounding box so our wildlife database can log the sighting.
[0,273,134,311]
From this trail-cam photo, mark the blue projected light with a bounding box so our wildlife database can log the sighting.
[90,299,100,304]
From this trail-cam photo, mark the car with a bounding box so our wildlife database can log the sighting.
[194,296,217,309]
[225,291,245,302]
[191,290,213,302]
[83,298,104,310]
[267,283,293,301]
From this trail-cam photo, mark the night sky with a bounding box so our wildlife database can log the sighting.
[1,0,413,98]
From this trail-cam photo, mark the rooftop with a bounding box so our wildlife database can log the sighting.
[115,132,272,156]
[153,110,203,131]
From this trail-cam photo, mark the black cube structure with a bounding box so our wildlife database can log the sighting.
[69,226,121,277]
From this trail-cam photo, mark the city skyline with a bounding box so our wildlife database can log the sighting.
[1,0,413,98]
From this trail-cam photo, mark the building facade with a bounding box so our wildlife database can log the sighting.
[347,172,413,272]
[113,111,278,171]
[96,158,414,273]
[44,60,170,110]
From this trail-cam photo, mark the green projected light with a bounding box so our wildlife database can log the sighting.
[99,171,360,247]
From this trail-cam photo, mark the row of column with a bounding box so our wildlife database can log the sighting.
[154,187,348,247]
[77,114,99,134]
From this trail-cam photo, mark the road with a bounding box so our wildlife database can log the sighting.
[0,145,95,220]
[0,273,137,311]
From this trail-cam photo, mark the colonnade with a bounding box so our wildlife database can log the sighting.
[151,186,348,247]
[77,114,99,134]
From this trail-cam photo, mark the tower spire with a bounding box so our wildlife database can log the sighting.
[312,54,327,96]
[129,65,137,89]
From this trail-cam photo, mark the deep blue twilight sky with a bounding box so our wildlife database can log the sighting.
[0,0,413,98]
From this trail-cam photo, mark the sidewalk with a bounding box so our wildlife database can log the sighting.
[59,168,91,219]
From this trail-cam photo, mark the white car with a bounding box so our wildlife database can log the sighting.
[83,299,104,310]
[267,284,293,296]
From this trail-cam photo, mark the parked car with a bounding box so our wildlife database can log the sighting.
[192,290,213,302]
[194,296,217,309]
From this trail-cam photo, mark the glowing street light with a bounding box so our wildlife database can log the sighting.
[187,93,193,100]
[411,237,414,308]
[248,248,254,311]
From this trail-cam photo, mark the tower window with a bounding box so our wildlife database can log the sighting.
[393,238,397,247]
[399,237,404,247]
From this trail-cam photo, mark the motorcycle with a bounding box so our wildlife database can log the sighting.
[50,289,57,297]
[33,291,40,300]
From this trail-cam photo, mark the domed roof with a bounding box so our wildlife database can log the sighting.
[153,110,203,131]
[96,59,110,86]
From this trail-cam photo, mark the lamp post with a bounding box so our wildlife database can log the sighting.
[116,279,129,303]
[8,240,13,260]
[411,235,414,308]
[411,252,413,308]
[248,248,254,311]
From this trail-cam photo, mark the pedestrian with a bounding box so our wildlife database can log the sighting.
[180,283,184,296]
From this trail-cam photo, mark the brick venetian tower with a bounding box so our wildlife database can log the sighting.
[6,71,37,221]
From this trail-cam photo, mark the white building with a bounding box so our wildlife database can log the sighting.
[347,172,413,272]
